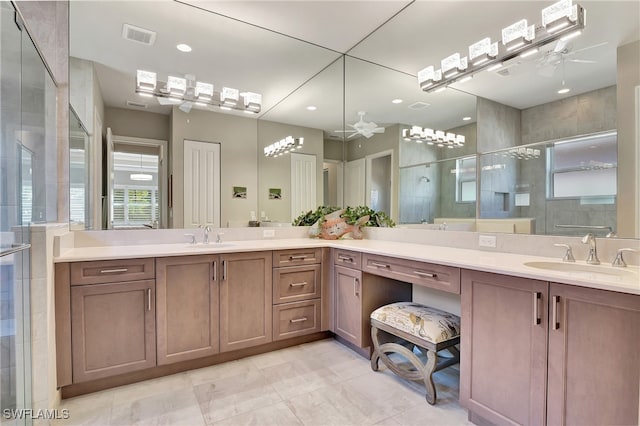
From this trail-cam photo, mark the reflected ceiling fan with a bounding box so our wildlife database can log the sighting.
[536,39,606,77]
[335,111,385,139]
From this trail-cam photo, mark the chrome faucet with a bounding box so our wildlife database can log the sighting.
[612,248,639,267]
[201,225,212,244]
[581,233,600,265]
[553,243,575,262]
[216,232,224,244]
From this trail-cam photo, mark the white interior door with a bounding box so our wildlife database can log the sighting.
[345,158,366,207]
[291,153,316,220]
[93,109,102,230]
[184,140,221,228]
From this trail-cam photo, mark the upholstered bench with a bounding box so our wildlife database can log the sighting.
[370,302,461,405]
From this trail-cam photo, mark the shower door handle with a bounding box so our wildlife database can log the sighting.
[0,244,31,258]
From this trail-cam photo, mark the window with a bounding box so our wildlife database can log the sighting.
[547,131,617,200]
[455,156,476,203]
[112,187,158,227]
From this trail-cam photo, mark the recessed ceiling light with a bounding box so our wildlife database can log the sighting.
[557,88,571,94]
[391,99,403,104]
[176,43,192,53]
[462,116,472,121]
[306,105,317,111]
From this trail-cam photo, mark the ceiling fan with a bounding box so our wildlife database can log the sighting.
[335,111,385,139]
[535,39,605,78]
[155,73,197,113]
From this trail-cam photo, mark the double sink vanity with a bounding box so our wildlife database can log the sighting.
[53,233,640,425]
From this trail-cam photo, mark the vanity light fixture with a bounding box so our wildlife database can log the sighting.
[502,147,542,160]
[417,0,585,93]
[135,70,261,113]
[264,136,304,157]
[402,126,465,148]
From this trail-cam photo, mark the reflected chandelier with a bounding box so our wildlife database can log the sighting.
[402,126,465,148]
[264,136,304,157]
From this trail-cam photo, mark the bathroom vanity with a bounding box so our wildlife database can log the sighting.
[54,237,640,425]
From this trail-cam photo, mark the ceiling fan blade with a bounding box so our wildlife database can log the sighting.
[372,127,385,133]
[554,39,569,53]
[566,41,608,55]
[568,59,597,64]
[156,97,182,106]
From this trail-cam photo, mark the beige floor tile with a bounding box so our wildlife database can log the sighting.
[259,358,340,400]
[389,401,471,426]
[194,368,282,423]
[55,389,115,426]
[110,387,200,426]
[247,345,306,370]
[186,358,258,387]
[110,372,192,407]
[213,401,302,426]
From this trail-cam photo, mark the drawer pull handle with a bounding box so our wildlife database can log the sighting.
[371,262,390,268]
[552,295,560,330]
[413,271,437,279]
[222,260,227,281]
[100,268,129,274]
[147,288,152,312]
[290,281,308,287]
[212,261,217,281]
[533,292,541,325]
[354,277,360,297]
[290,317,308,323]
[338,255,353,262]
[289,255,308,261]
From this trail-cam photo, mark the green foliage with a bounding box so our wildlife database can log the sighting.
[292,205,395,228]
[292,206,341,226]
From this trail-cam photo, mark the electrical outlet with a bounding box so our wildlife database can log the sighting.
[263,229,275,238]
[478,234,497,248]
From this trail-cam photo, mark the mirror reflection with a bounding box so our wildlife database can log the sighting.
[68,1,639,238]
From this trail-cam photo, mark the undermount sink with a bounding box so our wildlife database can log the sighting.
[524,261,638,279]
[186,243,236,249]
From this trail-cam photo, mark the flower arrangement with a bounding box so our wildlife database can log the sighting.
[292,205,395,240]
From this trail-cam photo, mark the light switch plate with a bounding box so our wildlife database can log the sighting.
[263,229,275,238]
[478,234,497,248]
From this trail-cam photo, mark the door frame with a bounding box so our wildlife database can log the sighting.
[108,133,169,229]
[323,159,344,208]
[365,149,394,219]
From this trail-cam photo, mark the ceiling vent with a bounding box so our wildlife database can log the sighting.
[408,101,431,110]
[126,100,148,109]
[122,24,156,46]
[497,68,511,77]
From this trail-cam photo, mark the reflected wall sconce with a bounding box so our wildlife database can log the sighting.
[418,0,585,92]
[264,136,304,157]
[136,70,261,114]
[502,147,542,160]
[402,125,465,148]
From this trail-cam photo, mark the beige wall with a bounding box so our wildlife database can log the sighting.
[323,138,344,161]
[258,120,324,222]
[347,125,401,222]
[617,40,640,238]
[170,108,258,228]
[105,107,170,142]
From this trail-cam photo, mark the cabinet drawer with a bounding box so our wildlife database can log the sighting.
[333,249,362,269]
[273,264,321,304]
[362,254,460,294]
[273,299,321,341]
[273,248,322,267]
[70,258,155,285]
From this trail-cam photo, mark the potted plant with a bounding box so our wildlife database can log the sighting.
[292,205,395,240]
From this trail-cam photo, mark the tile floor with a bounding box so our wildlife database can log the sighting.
[54,339,471,426]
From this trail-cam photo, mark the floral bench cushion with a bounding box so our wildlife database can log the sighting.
[371,302,460,344]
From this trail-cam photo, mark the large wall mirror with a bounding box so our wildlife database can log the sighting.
[69,1,639,239]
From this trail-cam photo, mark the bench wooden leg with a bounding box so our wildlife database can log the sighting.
[424,350,438,405]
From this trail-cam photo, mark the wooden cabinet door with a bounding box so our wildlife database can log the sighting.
[156,255,219,365]
[547,283,640,426]
[220,251,272,352]
[71,280,156,383]
[334,265,362,347]
[461,270,548,426]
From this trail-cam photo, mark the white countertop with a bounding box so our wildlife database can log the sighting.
[55,238,640,295]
